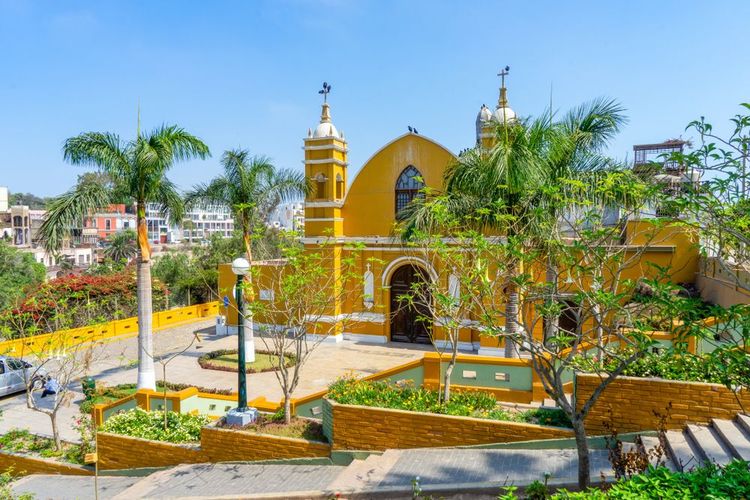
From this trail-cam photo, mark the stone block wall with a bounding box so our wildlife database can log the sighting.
[324,399,573,451]
[97,427,330,470]
[200,427,330,462]
[0,451,92,477]
[97,433,205,470]
[577,373,750,435]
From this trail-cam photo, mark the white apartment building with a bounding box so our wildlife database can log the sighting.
[146,203,234,244]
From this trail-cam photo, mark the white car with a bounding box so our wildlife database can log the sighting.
[0,356,45,396]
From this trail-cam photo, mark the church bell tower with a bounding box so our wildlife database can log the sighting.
[303,82,348,238]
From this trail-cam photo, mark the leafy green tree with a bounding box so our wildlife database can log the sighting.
[249,234,365,424]
[0,240,45,311]
[104,229,137,263]
[9,191,51,209]
[39,123,209,389]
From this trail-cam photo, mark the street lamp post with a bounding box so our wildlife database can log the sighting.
[227,257,257,425]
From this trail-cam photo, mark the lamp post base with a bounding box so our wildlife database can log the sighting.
[225,407,259,426]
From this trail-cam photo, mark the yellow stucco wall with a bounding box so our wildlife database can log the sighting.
[342,133,456,237]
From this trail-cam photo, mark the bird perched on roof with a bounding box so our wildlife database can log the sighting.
[408,126,413,133]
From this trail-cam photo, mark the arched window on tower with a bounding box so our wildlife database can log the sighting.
[315,173,327,199]
[335,173,344,200]
[395,165,424,218]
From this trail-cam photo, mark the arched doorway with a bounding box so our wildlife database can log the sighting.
[389,264,432,344]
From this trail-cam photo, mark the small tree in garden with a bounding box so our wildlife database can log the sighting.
[476,171,681,489]
[138,331,203,431]
[671,103,750,404]
[17,333,101,451]
[398,210,494,402]
[247,233,367,424]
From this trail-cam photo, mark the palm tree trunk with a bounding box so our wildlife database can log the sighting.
[136,202,156,390]
[241,228,256,364]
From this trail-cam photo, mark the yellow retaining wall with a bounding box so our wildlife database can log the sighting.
[577,373,750,435]
[0,301,219,357]
[96,427,330,471]
[200,426,330,462]
[97,432,204,470]
[326,399,573,451]
[0,451,93,477]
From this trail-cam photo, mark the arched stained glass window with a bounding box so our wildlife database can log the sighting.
[395,165,424,218]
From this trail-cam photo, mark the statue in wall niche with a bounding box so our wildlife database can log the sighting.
[364,263,374,310]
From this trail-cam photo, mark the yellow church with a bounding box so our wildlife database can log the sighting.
[220,78,699,357]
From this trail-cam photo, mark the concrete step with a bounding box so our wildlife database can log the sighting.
[713,418,750,461]
[328,451,400,491]
[639,435,674,470]
[664,430,701,472]
[736,414,750,436]
[687,424,733,466]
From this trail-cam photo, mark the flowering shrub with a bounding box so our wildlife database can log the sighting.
[0,268,167,338]
[100,408,208,443]
[327,378,572,426]
[328,378,497,417]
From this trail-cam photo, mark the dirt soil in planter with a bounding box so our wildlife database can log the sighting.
[217,414,326,443]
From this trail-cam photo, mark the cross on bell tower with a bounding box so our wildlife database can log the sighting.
[318,81,332,103]
[497,66,510,108]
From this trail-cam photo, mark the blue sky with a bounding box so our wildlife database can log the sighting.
[1,0,748,196]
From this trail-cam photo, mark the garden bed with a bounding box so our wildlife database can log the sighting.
[198,349,295,373]
[574,350,743,385]
[99,408,209,443]
[216,413,326,442]
[327,378,571,427]
[0,429,86,466]
[81,381,233,414]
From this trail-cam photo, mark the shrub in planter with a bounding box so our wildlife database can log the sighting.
[328,378,573,427]
[100,408,208,443]
[328,378,497,417]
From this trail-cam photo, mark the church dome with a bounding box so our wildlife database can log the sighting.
[492,105,516,124]
[313,121,340,138]
[309,102,341,139]
[476,104,492,124]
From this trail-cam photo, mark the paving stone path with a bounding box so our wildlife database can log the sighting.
[13,447,613,499]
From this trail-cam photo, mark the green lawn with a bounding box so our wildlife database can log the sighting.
[198,350,295,373]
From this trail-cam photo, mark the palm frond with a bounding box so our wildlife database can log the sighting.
[62,132,132,182]
[40,180,112,252]
[153,179,186,227]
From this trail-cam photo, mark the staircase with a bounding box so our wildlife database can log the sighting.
[643,414,750,472]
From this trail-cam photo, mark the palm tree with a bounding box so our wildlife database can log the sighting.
[404,100,626,357]
[104,229,137,263]
[186,149,308,354]
[40,124,209,389]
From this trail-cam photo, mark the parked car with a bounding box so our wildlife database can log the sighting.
[0,356,45,397]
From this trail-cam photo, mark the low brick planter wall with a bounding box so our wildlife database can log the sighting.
[97,432,204,470]
[0,450,92,477]
[577,373,750,435]
[97,427,331,470]
[323,399,573,451]
[201,426,330,462]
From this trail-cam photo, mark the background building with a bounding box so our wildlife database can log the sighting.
[84,204,136,242]
[146,203,234,244]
